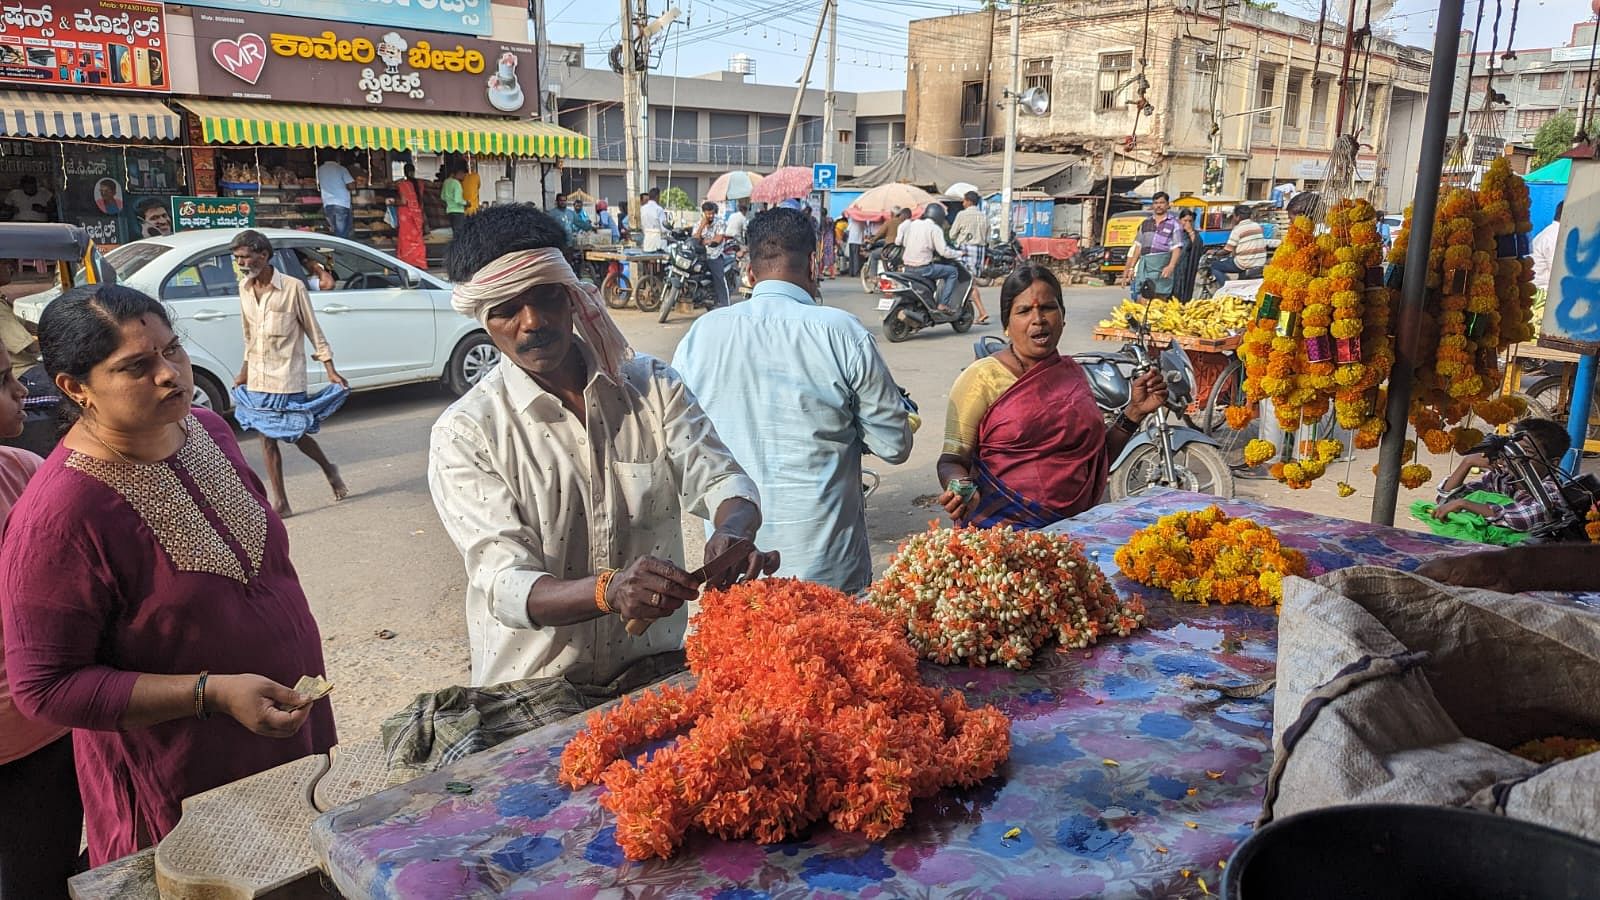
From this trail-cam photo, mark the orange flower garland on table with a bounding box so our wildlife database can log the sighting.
[866,525,1146,669]
[558,578,1011,860]
[1114,506,1308,610]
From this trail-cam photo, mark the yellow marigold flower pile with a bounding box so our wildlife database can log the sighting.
[1511,736,1600,765]
[1587,508,1600,543]
[867,525,1146,669]
[1114,506,1308,610]
[1243,438,1277,468]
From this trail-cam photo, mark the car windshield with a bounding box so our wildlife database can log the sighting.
[82,241,168,284]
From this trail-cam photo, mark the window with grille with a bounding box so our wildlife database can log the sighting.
[1537,71,1563,91]
[1194,49,1217,113]
[1024,57,1053,102]
[1517,108,1556,129]
[1256,63,1279,125]
[1309,76,1329,127]
[1284,70,1305,127]
[960,81,984,126]
[1098,52,1133,112]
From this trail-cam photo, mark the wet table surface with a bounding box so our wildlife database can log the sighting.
[312,491,1466,899]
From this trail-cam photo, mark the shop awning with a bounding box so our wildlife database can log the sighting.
[0,90,181,141]
[176,99,589,158]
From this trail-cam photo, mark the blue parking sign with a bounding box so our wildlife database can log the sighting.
[812,163,838,191]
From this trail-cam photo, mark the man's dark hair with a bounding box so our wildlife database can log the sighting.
[1152,191,1170,202]
[639,192,650,202]
[737,200,750,213]
[1234,204,1254,221]
[1515,417,1571,464]
[445,202,566,282]
[40,284,173,422]
[555,192,567,203]
[744,207,813,270]
[701,201,717,213]
[963,191,981,206]
[648,188,660,199]
[896,207,911,220]
[231,229,272,256]
[135,196,165,219]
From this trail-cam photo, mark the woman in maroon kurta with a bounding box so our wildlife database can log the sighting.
[0,285,336,866]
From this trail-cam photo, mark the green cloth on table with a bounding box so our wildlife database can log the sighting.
[1410,490,1531,546]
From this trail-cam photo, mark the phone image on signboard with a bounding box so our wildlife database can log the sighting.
[147,49,164,86]
[27,48,55,67]
[110,45,131,84]
[133,48,151,86]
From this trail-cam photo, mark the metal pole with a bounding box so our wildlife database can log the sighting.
[999,0,1021,241]
[778,0,831,169]
[1210,0,1230,158]
[619,0,640,221]
[1565,355,1597,475]
[1371,0,1465,526]
[821,0,837,213]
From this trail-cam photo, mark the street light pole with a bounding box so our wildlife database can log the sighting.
[999,0,1021,241]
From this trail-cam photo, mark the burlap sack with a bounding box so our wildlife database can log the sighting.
[1263,565,1600,842]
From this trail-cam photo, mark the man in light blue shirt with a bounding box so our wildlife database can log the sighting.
[317,156,355,238]
[672,207,914,593]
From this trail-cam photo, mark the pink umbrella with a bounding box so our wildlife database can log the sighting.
[707,170,765,202]
[845,183,937,223]
[750,166,816,204]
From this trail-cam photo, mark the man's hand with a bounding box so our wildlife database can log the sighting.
[1126,369,1168,420]
[1160,264,1176,279]
[704,529,780,588]
[234,371,248,388]
[1432,498,1469,521]
[325,364,349,389]
[1457,453,1489,472]
[939,485,977,521]
[1416,552,1516,593]
[608,556,701,620]
[208,673,313,738]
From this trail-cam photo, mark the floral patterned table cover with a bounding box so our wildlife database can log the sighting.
[312,491,1467,899]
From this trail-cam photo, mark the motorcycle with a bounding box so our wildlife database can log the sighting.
[876,259,978,343]
[1193,246,1265,299]
[974,289,1234,500]
[975,237,1023,285]
[658,230,739,324]
[1068,244,1106,283]
[859,239,903,293]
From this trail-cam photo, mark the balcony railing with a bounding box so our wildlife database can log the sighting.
[854,143,898,166]
[584,139,847,168]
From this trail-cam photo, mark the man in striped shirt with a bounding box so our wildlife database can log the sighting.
[1209,205,1269,286]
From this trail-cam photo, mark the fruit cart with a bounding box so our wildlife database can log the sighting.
[584,247,668,312]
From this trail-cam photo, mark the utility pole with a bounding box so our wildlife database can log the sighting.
[778,0,832,168]
[999,0,1021,241]
[619,0,645,224]
[1209,0,1231,158]
[821,0,837,213]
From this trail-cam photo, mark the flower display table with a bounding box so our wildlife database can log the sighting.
[311,491,1464,899]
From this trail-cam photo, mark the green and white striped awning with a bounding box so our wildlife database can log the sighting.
[0,90,181,140]
[177,99,589,158]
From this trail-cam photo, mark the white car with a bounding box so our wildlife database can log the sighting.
[14,228,499,411]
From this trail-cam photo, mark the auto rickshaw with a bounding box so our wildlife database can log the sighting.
[1,223,114,455]
[1099,210,1147,285]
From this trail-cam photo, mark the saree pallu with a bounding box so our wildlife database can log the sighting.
[966,353,1109,529]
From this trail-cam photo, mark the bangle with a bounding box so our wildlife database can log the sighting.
[595,569,618,615]
[194,671,210,720]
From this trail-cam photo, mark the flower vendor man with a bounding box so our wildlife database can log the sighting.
[1430,418,1571,540]
[427,204,778,688]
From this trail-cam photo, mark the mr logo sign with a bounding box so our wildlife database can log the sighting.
[192,10,534,116]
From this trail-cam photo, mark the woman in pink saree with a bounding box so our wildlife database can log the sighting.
[937,264,1167,529]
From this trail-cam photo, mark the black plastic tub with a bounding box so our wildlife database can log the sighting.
[1223,804,1600,900]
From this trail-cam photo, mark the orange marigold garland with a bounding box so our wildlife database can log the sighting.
[867,525,1146,669]
[558,579,1011,860]
[1114,505,1308,610]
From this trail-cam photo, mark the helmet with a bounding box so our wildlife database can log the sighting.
[922,203,947,225]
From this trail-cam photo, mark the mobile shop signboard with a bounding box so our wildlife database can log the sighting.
[192,9,535,116]
[0,0,170,92]
[180,0,490,38]
[171,196,255,231]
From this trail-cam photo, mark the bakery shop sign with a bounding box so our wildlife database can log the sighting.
[191,10,533,116]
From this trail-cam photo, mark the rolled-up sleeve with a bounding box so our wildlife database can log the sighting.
[427,418,550,630]
[1,525,141,731]
[647,359,760,519]
[849,333,913,464]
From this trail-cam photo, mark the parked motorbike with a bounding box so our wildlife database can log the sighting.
[976,237,1024,285]
[1068,244,1106,282]
[859,239,903,294]
[659,229,739,324]
[877,259,977,342]
[974,291,1234,499]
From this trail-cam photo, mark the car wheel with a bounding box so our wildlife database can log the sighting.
[446,332,501,396]
[192,371,228,413]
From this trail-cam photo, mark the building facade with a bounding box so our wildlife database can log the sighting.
[550,44,905,205]
[905,0,1432,211]
[1449,20,1599,148]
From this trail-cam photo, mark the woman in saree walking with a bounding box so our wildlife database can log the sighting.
[391,162,429,270]
[936,263,1167,529]
[0,285,337,867]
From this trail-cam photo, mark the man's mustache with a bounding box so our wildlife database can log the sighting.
[517,330,561,353]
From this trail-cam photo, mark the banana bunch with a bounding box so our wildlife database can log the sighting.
[1096,296,1255,340]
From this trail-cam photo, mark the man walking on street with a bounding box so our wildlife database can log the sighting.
[229,230,349,518]
[950,191,988,277]
[427,203,776,687]
[900,204,962,313]
[317,155,356,238]
[640,189,667,252]
[673,207,913,594]
[845,214,864,276]
[1122,191,1184,298]
[1209,205,1268,286]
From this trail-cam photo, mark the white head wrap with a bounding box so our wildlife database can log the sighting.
[450,247,633,380]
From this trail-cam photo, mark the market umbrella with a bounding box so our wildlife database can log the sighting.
[707,170,765,202]
[750,166,816,204]
[943,181,980,200]
[845,183,937,223]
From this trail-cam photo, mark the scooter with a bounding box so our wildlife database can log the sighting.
[974,285,1234,499]
[659,230,738,324]
[876,259,977,343]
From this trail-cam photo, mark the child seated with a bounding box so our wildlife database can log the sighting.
[1433,418,1572,536]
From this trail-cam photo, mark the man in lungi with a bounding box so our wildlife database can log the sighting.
[230,229,349,518]
[427,203,778,689]
[1121,191,1186,299]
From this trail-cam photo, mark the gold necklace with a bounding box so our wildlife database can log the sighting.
[81,421,138,465]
